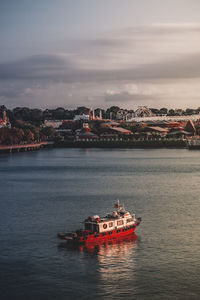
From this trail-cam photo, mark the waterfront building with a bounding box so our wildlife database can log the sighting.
[75,123,98,141]
[142,126,168,137]
[44,120,64,128]
[166,130,191,139]
[74,114,90,121]
[99,133,119,141]
[109,127,132,135]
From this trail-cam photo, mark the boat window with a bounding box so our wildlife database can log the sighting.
[109,222,113,227]
[117,220,124,226]
[116,229,121,233]
[126,218,134,223]
[95,234,99,238]
[108,231,113,235]
[103,223,107,229]
[102,232,106,236]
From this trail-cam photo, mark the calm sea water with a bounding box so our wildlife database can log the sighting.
[0,148,200,300]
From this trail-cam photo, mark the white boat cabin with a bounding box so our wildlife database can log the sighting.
[84,201,137,234]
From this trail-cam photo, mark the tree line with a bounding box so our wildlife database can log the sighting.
[2,105,200,125]
[0,126,56,145]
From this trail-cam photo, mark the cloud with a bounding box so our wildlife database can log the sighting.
[1,52,200,84]
[105,90,158,103]
[1,23,200,108]
[120,23,200,36]
[1,22,200,84]
[0,54,75,81]
[0,86,21,98]
[124,53,200,80]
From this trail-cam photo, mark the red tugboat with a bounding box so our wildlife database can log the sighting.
[58,201,142,244]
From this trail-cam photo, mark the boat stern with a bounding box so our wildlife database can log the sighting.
[136,217,142,226]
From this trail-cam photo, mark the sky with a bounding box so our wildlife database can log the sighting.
[1,0,200,109]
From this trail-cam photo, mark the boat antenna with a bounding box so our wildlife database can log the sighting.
[114,199,121,211]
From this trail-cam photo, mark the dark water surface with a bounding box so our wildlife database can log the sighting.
[0,148,200,299]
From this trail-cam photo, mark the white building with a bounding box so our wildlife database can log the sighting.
[44,120,64,128]
[74,114,90,121]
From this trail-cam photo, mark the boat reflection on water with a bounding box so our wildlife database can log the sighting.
[58,234,139,297]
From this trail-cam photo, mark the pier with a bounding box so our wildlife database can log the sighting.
[0,141,54,154]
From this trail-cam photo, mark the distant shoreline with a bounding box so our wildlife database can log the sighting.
[55,139,187,149]
[0,139,195,154]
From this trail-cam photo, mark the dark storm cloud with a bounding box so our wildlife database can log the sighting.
[1,52,200,86]
[0,54,74,81]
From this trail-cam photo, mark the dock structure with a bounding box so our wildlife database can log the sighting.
[0,141,54,154]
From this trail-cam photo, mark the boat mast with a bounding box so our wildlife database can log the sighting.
[115,199,121,212]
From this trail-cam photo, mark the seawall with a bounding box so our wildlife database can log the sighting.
[55,139,187,149]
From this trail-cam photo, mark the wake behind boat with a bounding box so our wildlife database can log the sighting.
[58,201,141,244]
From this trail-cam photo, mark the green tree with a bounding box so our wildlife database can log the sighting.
[40,126,55,140]
[75,106,90,115]
[0,128,9,144]
[168,109,175,116]
[159,108,168,115]
[24,129,34,143]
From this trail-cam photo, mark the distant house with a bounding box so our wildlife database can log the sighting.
[166,121,185,129]
[44,120,64,128]
[74,114,90,121]
[141,126,168,137]
[110,127,132,135]
[99,133,119,141]
[75,123,98,141]
[166,130,191,139]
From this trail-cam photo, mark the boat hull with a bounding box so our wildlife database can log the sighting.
[58,221,140,244]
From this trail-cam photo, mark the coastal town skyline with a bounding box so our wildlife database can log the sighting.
[1,2,200,298]
[1,1,200,109]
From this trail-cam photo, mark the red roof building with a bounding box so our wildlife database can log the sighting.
[75,123,98,141]
[110,127,132,135]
